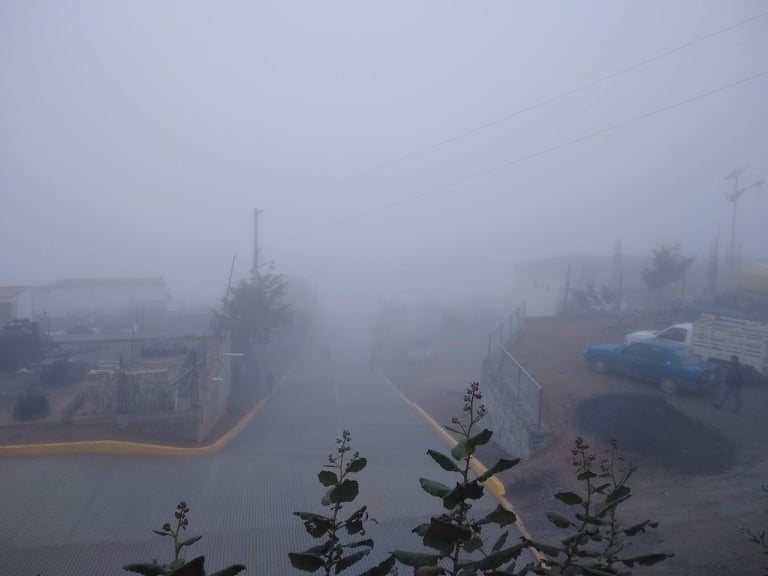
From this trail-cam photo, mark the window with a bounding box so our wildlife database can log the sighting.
[621,344,646,358]
[657,327,687,342]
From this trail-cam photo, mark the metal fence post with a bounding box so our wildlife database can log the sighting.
[537,387,543,428]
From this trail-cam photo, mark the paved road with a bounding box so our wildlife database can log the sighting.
[0,352,532,575]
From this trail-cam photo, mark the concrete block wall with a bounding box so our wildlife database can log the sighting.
[197,338,233,442]
[481,360,550,459]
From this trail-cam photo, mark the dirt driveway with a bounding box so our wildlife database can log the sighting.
[384,316,768,576]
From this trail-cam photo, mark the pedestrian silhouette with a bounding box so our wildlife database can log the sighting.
[715,355,742,413]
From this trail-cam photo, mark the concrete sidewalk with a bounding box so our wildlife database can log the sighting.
[0,352,534,575]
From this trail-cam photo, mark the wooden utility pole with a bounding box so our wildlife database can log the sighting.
[253,208,262,278]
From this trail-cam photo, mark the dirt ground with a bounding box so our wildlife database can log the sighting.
[384,316,768,576]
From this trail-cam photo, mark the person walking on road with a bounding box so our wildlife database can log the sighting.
[715,355,743,413]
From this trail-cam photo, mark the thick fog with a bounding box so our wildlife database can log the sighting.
[2,1,767,321]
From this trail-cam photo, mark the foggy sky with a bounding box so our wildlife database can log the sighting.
[2,1,767,313]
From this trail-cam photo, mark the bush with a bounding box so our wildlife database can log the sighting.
[40,359,72,387]
[13,390,50,420]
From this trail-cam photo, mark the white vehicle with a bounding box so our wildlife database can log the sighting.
[626,323,692,345]
[626,315,768,377]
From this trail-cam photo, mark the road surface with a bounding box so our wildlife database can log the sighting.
[0,351,532,575]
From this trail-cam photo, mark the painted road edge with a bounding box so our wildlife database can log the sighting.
[379,372,544,562]
[0,368,295,457]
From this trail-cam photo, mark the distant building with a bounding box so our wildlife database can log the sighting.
[31,278,169,318]
[514,253,714,317]
[0,286,33,322]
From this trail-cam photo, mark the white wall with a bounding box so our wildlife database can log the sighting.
[32,284,167,317]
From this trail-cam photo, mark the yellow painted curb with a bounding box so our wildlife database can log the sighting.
[381,374,544,562]
[0,372,291,458]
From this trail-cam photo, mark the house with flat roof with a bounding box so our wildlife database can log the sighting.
[0,286,32,322]
[31,278,168,318]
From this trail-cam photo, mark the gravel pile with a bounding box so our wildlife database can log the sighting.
[575,392,738,476]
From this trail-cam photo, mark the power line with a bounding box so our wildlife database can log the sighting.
[326,9,768,188]
[268,69,768,257]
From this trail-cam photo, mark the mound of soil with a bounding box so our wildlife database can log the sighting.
[575,392,738,476]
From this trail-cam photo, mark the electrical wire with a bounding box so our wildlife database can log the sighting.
[267,69,768,258]
[327,9,768,188]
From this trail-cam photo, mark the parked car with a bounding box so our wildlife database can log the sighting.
[584,338,721,394]
[625,316,768,379]
[625,323,692,345]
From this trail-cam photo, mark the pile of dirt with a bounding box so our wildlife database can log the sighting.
[575,392,739,476]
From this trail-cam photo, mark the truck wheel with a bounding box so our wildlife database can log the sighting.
[591,358,608,374]
[660,378,678,395]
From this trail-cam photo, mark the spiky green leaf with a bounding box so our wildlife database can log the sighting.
[621,520,654,536]
[306,541,333,555]
[335,549,369,573]
[443,480,484,510]
[526,540,562,558]
[492,530,509,553]
[122,563,167,576]
[545,511,573,529]
[419,478,452,498]
[345,505,369,535]
[427,449,461,472]
[467,428,493,450]
[341,538,374,550]
[554,491,583,506]
[208,566,247,576]
[451,439,468,460]
[476,458,520,483]
[288,552,326,572]
[318,470,338,487]
[423,517,473,548]
[330,480,359,504]
[346,458,367,473]
[168,556,205,576]
[465,543,527,571]
[464,536,483,553]
[605,484,631,505]
[358,555,396,576]
[621,553,674,567]
[479,505,517,527]
[179,535,203,548]
[392,551,441,567]
[415,567,446,576]
[295,511,334,538]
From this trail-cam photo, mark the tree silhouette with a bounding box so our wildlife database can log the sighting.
[219,273,293,347]
[642,245,694,305]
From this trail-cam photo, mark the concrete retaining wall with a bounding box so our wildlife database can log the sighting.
[197,339,232,442]
[481,359,550,459]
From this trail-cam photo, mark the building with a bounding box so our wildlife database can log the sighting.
[31,278,169,318]
[0,286,33,322]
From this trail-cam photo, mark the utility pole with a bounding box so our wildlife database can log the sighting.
[613,240,623,313]
[253,208,262,279]
[725,167,763,279]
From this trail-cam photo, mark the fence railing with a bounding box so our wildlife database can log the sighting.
[485,302,543,428]
[487,302,527,358]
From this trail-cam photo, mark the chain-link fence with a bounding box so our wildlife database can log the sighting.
[484,302,543,428]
